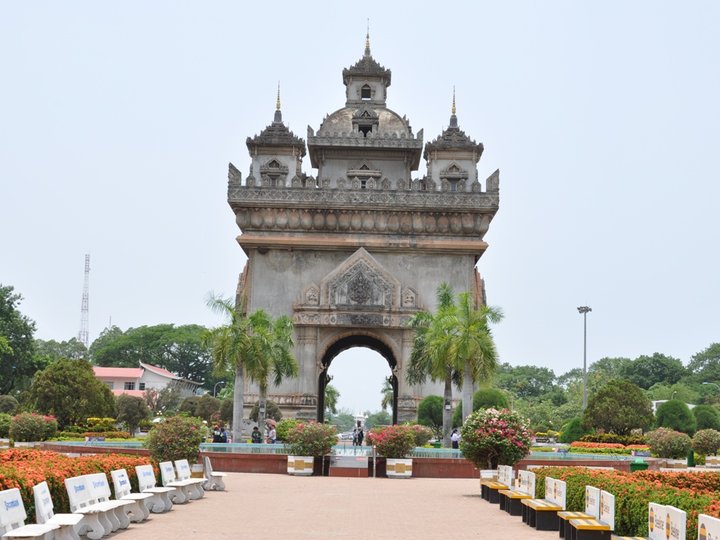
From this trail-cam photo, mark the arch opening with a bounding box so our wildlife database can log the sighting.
[317,335,398,425]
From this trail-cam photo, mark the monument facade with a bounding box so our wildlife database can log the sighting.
[227,36,500,422]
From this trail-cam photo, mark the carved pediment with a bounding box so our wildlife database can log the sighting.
[320,248,400,309]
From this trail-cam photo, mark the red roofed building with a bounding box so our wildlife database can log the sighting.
[92,362,202,398]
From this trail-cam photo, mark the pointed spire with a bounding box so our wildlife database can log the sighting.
[364,19,371,57]
[449,86,458,128]
[273,82,282,123]
[452,86,456,115]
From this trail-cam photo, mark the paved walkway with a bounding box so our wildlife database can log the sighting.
[124,473,559,540]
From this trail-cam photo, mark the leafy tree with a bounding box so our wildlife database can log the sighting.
[365,410,391,429]
[408,283,502,446]
[145,386,182,415]
[324,384,339,415]
[327,409,355,432]
[90,324,213,386]
[179,396,201,416]
[688,343,720,381]
[219,399,233,424]
[115,394,151,433]
[417,395,443,439]
[144,415,204,463]
[646,382,700,404]
[582,379,654,435]
[559,417,588,443]
[655,399,697,435]
[693,405,720,431]
[206,296,297,442]
[590,357,633,379]
[693,429,720,456]
[195,394,221,422]
[495,364,556,399]
[0,285,42,394]
[473,388,509,410]
[29,359,116,428]
[0,395,19,414]
[249,400,282,422]
[34,338,87,362]
[621,353,686,390]
[380,377,393,411]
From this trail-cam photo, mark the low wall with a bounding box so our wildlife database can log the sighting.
[39,443,642,477]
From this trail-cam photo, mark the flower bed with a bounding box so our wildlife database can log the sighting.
[0,448,151,523]
[568,441,650,455]
[533,466,720,538]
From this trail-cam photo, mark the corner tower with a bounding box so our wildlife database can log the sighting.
[227,37,500,423]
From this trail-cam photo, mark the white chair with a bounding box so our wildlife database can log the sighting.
[203,456,227,491]
[158,461,196,503]
[0,487,58,540]
[63,475,115,539]
[135,464,175,512]
[32,481,84,540]
[110,469,154,522]
[173,460,206,499]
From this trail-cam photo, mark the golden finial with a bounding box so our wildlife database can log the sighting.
[276,82,281,111]
[452,86,456,115]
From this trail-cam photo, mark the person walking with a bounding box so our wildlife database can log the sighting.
[451,429,460,449]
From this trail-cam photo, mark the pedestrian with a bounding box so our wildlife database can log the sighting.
[251,426,263,444]
[267,424,277,444]
[451,428,460,449]
[219,426,228,443]
[212,425,222,443]
[352,421,364,446]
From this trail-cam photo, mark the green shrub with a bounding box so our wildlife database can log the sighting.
[692,428,720,456]
[646,427,692,458]
[459,408,532,468]
[219,399,233,424]
[0,413,12,437]
[693,405,720,431]
[9,412,58,442]
[144,415,204,463]
[559,417,588,443]
[85,417,117,432]
[276,418,301,442]
[249,400,282,422]
[578,433,647,445]
[655,399,696,435]
[286,421,337,457]
[0,395,19,414]
[473,388,509,410]
[406,423,433,446]
[417,395,443,438]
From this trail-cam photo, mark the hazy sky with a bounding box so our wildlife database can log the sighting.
[2,2,718,415]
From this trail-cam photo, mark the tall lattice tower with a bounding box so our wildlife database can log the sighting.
[78,254,90,348]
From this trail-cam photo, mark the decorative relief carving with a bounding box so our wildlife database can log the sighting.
[329,261,392,308]
[304,284,319,305]
[402,288,417,308]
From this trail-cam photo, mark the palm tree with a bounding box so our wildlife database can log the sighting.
[248,311,298,430]
[407,283,502,446]
[407,283,457,447]
[451,292,503,424]
[325,383,340,416]
[205,296,297,442]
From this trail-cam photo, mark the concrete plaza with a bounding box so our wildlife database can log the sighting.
[124,472,558,539]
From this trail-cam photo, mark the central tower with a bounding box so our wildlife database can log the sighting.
[227,36,500,423]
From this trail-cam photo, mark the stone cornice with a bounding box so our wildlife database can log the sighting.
[227,183,499,212]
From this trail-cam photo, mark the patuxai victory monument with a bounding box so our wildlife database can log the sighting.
[226,35,500,423]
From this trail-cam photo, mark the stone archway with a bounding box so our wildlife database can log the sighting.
[316,333,399,425]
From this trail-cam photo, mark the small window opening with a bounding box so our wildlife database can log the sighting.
[360,179,367,189]
[361,85,371,100]
[359,125,372,137]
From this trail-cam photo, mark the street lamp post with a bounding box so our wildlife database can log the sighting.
[213,381,226,397]
[577,306,592,410]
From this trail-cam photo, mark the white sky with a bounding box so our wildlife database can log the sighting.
[1,2,718,414]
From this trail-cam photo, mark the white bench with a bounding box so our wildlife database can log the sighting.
[158,461,198,503]
[110,469,154,522]
[64,474,129,539]
[173,460,206,499]
[135,464,175,512]
[203,456,227,491]
[86,473,134,529]
[32,481,84,540]
[0,487,58,540]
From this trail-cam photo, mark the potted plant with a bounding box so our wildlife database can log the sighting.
[367,424,417,478]
[286,421,337,476]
